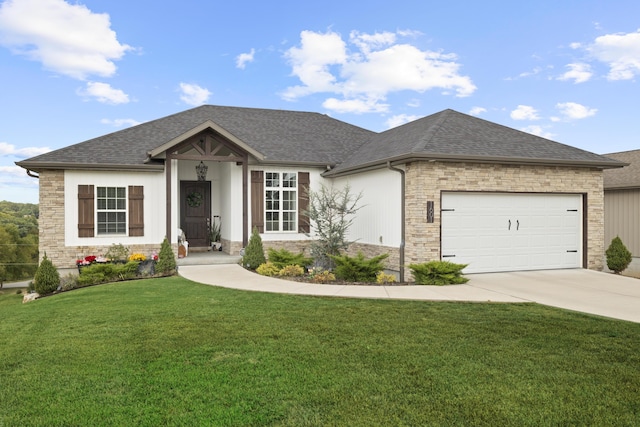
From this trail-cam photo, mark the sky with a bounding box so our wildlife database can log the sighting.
[1,0,640,204]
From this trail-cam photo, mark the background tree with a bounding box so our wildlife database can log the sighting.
[0,201,39,282]
[305,184,363,269]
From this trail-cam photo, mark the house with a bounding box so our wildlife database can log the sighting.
[603,149,640,274]
[17,106,623,280]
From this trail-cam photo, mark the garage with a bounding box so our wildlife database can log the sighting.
[441,192,583,273]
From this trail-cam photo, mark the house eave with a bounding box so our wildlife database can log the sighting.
[323,153,627,178]
[15,161,165,173]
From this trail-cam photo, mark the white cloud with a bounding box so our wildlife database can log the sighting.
[520,125,554,139]
[469,106,487,116]
[407,98,421,108]
[0,0,132,80]
[179,83,211,106]
[236,48,255,69]
[322,97,389,114]
[510,105,540,121]
[586,29,640,80]
[555,102,597,120]
[282,29,476,113]
[79,82,129,104]
[558,63,593,83]
[100,118,141,128]
[385,114,420,129]
[0,141,51,158]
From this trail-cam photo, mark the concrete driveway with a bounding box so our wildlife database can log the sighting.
[467,269,640,323]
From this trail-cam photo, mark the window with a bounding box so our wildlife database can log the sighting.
[96,187,126,234]
[265,172,297,232]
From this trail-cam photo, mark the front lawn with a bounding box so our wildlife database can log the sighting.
[1,277,639,426]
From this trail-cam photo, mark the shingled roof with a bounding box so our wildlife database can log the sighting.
[603,150,640,189]
[326,109,623,176]
[17,105,375,170]
[17,106,623,174]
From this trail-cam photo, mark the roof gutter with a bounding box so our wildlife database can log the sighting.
[326,153,627,178]
[15,162,165,172]
[387,161,405,282]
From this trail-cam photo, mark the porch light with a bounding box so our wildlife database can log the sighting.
[196,161,208,181]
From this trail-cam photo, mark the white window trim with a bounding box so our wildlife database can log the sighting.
[264,172,298,233]
[96,186,128,235]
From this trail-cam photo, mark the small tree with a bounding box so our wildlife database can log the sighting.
[606,236,632,274]
[156,238,176,276]
[243,227,266,269]
[305,184,363,269]
[33,253,60,294]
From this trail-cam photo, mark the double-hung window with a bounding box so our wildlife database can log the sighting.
[265,172,297,232]
[96,187,127,234]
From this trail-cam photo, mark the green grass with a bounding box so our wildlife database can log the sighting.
[1,278,640,426]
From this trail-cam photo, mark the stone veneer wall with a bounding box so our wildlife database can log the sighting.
[38,170,65,266]
[404,161,605,280]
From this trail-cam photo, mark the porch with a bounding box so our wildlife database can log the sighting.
[177,249,242,267]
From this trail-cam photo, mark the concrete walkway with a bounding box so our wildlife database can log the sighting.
[178,265,640,323]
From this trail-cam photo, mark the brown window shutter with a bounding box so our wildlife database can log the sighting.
[128,186,144,237]
[298,172,310,233]
[251,171,264,233]
[78,185,95,238]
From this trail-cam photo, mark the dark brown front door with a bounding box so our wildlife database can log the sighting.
[180,181,211,247]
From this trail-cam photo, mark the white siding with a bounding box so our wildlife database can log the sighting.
[65,170,166,246]
[333,168,402,247]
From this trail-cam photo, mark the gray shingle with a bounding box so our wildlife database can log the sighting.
[18,105,375,168]
[603,150,640,189]
[17,106,622,173]
[329,109,622,174]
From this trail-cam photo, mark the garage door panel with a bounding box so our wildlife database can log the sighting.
[441,193,582,273]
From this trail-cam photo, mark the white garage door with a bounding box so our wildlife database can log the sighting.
[441,193,582,273]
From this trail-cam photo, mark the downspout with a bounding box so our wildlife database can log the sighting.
[387,161,405,282]
[26,169,39,179]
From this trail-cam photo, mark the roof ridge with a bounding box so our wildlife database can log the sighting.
[411,109,453,153]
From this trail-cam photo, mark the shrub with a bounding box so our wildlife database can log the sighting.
[279,264,305,277]
[309,269,336,283]
[409,261,469,285]
[243,227,266,270]
[376,271,397,284]
[267,248,312,270]
[77,261,139,286]
[156,238,176,276]
[59,273,79,291]
[606,236,632,274]
[330,252,389,282]
[33,253,60,294]
[105,244,129,262]
[256,262,280,277]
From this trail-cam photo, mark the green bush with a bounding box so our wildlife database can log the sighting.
[267,248,312,270]
[606,236,632,274]
[279,264,305,277]
[329,252,389,282]
[256,262,280,277]
[243,227,266,270]
[409,261,469,285]
[77,261,139,286]
[105,243,130,262]
[33,253,60,294]
[156,238,176,276]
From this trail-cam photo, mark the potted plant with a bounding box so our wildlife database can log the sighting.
[209,217,222,251]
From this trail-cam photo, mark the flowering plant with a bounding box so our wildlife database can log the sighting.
[76,255,97,266]
[129,253,147,262]
[152,252,158,261]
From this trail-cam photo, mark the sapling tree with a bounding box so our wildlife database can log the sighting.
[305,184,363,269]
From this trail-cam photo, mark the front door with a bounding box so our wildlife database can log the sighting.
[180,181,211,247]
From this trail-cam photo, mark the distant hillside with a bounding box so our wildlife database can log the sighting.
[0,201,39,282]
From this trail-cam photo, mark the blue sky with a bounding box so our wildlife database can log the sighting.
[1,0,640,203]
